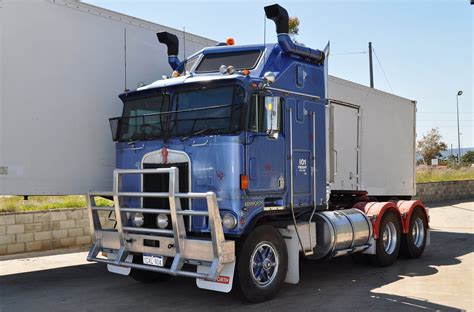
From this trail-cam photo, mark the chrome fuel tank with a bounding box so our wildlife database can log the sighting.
[311,208,372,260]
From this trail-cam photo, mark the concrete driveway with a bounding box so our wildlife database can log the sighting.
[1,199,473,311]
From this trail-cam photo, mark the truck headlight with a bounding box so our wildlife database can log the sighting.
[156,213,169,229]
[130,212,144,227]
[222,213,237,230]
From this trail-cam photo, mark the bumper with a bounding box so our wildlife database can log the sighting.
[86,167,235,281]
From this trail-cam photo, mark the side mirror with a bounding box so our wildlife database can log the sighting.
[265,96,281,139]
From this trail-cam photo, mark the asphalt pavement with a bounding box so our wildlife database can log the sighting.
[1,199,472,311]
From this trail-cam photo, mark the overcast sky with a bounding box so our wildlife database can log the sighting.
[84,0,473,149]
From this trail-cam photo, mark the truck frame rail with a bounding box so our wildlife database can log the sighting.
[86,167,235,281]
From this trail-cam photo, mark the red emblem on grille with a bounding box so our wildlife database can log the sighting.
[162,147,169,164]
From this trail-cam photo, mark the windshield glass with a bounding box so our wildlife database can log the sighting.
[169,85,245,137]
[110,85,245,141]
[110,94,168,141]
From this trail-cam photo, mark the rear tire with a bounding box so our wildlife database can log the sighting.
[235,225,288,303]
[372,211,401,267]
[401,208,427,258]
[129,255,172,283]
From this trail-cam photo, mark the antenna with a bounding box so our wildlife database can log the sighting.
[124,27,127,91]
[183,26,186,59]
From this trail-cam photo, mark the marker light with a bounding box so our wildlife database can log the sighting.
[240,174,249,190]
[242,69,250,75]
[226,37,235,45]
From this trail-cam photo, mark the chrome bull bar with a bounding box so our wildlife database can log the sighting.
[86,167,235,281]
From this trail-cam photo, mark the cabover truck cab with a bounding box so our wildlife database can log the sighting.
[87,4,429,302]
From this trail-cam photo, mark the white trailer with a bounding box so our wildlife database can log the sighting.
[0,0,215,195]
[327,76,416,198]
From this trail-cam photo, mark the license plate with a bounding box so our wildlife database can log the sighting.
[143,254,164,267]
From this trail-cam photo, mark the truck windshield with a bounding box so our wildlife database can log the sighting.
[168,85,245,138]
[110,85,245,141]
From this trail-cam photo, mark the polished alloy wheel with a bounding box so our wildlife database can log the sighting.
[382,221,397,255]
[412,217,425,248]
[249,241,279,287]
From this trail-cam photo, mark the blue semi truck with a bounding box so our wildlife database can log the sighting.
[86,4,429,302]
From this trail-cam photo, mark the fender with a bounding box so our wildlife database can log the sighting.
[353,202,402,239]
[396,200,429,234]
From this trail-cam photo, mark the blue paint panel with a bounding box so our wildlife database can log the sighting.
[246,134,285,194]
[293,150,311,195]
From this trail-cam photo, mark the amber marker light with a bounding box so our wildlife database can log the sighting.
[226,37,235,46]
[242,69,250,75]
[240,174,249,190]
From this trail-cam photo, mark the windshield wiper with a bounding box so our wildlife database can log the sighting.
[180,128,221,142]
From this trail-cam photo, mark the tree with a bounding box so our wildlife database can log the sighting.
[416,128,447,165]
[461,151,474,165]
[288,16,303,45]
[288,16,300,38]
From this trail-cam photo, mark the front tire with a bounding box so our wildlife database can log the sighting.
[373,211,401,267]
[401,208,427,258]
[235,225,288,303]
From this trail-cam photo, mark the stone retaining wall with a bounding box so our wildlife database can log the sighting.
[0,208,113,257]
[416,180,474,203]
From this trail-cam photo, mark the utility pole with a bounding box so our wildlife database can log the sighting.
[456,90,463,163]
[368,42,374,88]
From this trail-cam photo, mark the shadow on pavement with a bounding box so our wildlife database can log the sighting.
[1,231,472,311]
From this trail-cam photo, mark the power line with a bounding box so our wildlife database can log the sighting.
[372,47,393,93]
[331,51,367,56]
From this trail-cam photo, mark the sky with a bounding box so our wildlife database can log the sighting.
[84,0,473,150]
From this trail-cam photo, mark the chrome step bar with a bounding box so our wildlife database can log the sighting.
[86,167,234,281]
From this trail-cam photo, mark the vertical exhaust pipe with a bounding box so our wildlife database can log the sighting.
[157,31,181,70]
[264,4,325,64]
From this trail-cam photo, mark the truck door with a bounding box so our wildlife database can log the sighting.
[331,102,360,190]
[287,97,315,207]
[246,95,285,195]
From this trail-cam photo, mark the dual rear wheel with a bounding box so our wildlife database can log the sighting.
[373,208,427,266]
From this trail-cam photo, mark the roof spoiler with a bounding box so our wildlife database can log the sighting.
[156,31,181,70]
[264,4,325,64]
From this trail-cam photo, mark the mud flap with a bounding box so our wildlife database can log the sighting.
[196,261,235,293]
[279,223,316,284]
[107,253,133,275]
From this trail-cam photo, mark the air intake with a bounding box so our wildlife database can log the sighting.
[156,31,181,70]
[264,4,325,64]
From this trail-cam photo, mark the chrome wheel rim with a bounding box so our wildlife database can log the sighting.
[382,221,397,255]
[250,241,279,288]
[412,218,425,248]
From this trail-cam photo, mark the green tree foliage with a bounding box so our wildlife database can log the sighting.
[461,151,474,165]
[288,16,305,45]
[416,128,447,165]
[288,16,300,38]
